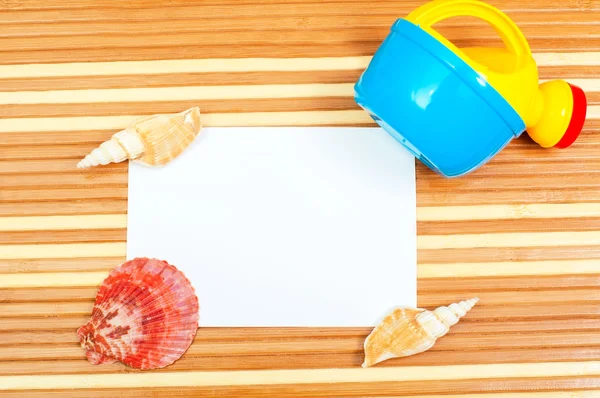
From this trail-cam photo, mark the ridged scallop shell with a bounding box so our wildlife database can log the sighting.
[362,298,479,367]
[77,257,200,370]
[77,107,202,168]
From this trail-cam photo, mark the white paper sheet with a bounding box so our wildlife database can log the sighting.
[127,126,416,327]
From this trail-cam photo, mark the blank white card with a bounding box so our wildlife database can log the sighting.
[127,127,416,327]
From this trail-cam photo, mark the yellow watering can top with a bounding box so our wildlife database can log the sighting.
[404,0,587,149]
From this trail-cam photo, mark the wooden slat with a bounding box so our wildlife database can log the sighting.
[0,173,128,189]
[0,215,125,231]
[0,229,125,244]
[0,257,123,273]
[2,13,600,40]
[0,144,108,161]
[0,317,91,332]
[0,110,375,133]
[419,218,600,234]
[2,380,600,398]
[417,203,600,221]
[418,260,600,278]
[0,83,356,105]
[0,66,598,93]
[0,287,99,302]
[0,52,596,82]
[3,362,600,390]
[0,97,360,118]
[0,200,128,217]
[5,348,600,376]
[417,187,600,205]
[0,39,598,66]
[0,70,363,92]
[418,231,600,249]
[0,26,598,56]
[0,159,126,173]
[0,187,129,202]
[0,0,595,24]
[0,243,125,260]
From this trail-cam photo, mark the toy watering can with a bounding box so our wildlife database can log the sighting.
[354,0,588,178]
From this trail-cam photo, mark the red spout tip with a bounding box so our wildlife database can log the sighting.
[554,83,587,149]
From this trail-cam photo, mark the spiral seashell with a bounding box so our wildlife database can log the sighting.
[362,298,479,367]
[77,257,200,370]
[77,107,202,168]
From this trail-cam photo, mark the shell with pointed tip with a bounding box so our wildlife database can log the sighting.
[362,298,479,367]
[77,107,202,168]
[77,257,200,370]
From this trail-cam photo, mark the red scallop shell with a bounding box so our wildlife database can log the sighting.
[77,257,199,370]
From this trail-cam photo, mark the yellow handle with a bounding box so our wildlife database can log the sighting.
[406,0,531,69]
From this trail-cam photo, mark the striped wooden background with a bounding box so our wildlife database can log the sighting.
[1,0,600,396]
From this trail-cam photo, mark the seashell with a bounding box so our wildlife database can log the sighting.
[77,107,202,168]
[77,257,200,370]
[362,298,479,367]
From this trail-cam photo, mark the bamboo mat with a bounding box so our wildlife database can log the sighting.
[1,0,600,396]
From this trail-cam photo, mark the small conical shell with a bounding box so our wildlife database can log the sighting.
[77,107,202,168]
[362,298,479,367]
